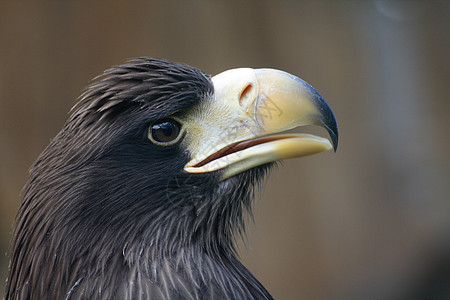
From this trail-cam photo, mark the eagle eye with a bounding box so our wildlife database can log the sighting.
[148,118,183,145]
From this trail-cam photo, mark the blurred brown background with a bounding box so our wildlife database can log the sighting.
[1,1,449,299]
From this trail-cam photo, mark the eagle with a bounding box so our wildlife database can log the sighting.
[5,58,338,299]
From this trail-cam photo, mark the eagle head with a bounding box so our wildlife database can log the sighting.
[6,58,337,299]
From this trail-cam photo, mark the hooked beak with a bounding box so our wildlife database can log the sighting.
[181,68,338,180]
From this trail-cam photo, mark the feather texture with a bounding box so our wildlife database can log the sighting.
[6,58,273,299]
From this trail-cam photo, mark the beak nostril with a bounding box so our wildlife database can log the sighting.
[239,84,253,107]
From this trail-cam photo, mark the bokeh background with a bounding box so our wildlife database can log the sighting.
[1,1,449,299]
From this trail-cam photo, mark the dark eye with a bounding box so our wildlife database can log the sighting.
[148,118,183,145]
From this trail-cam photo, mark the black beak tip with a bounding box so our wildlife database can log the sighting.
[316,97,338,152]
[329,126,339,152]
[313,94,339,152]
[322,112,339,152]
[303,81,339,152]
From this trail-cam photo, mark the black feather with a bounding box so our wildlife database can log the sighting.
[6,58,273,299]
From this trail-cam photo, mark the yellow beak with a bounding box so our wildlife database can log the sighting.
[180,68,338,180]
